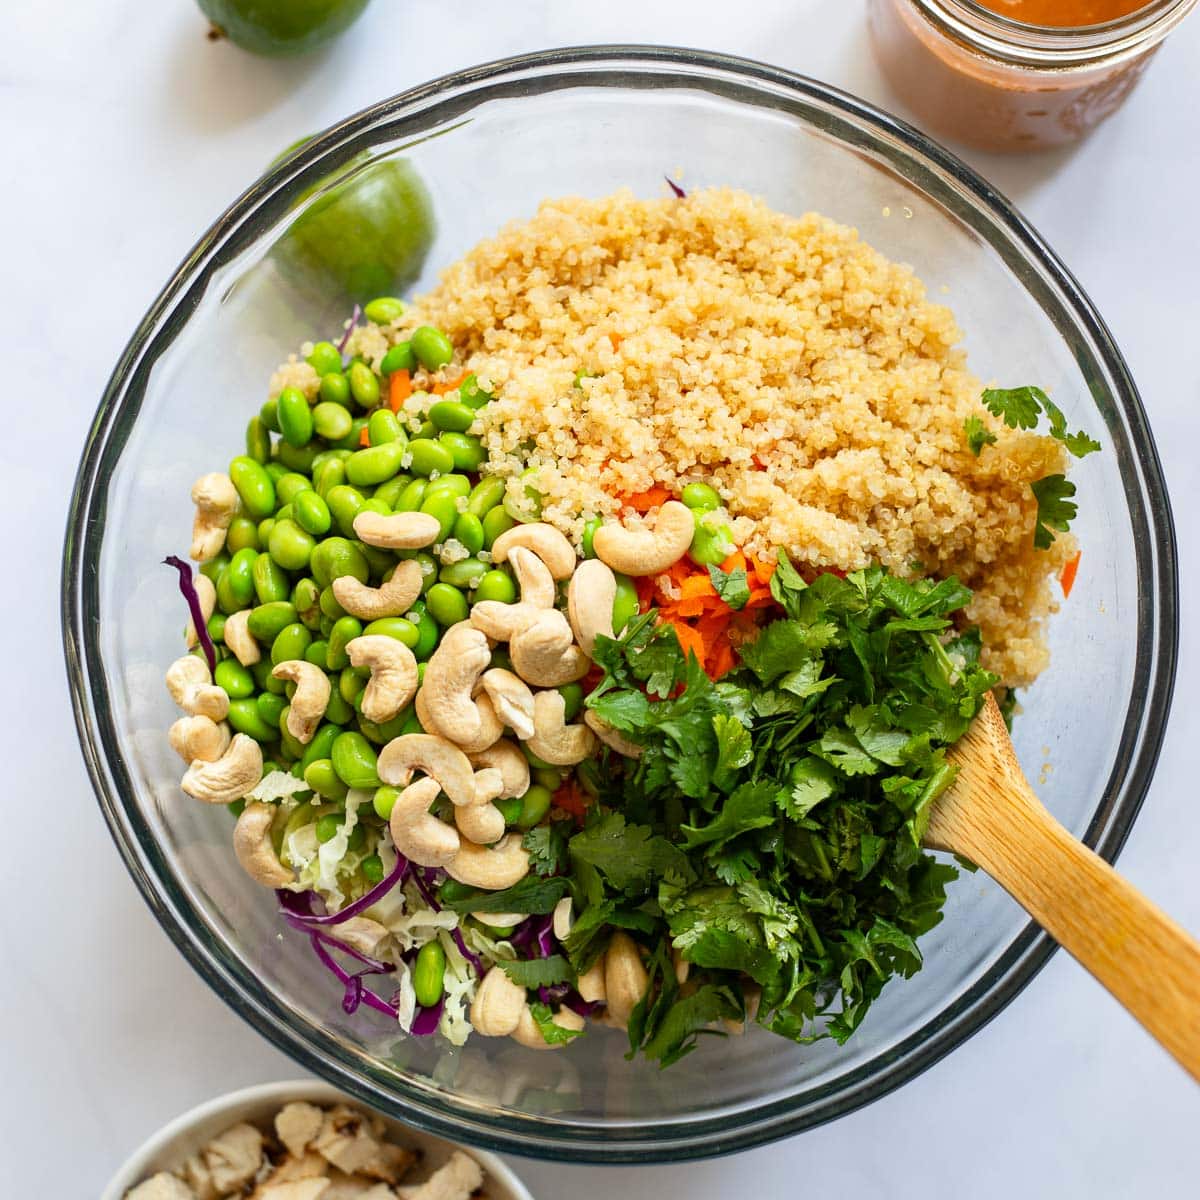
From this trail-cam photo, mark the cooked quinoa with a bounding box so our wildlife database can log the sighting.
[338,187,1075,686]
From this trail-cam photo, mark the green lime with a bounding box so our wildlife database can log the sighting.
[199,0,371,57]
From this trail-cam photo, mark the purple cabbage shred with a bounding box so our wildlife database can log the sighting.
[450,927,484,977]
[276,854,408,929]
[164,555,217,674]
[410,997,445,1036]
[336,304,362,356]
[309,935,399,1020]
[410,868,441,911]
[665,176,687,199]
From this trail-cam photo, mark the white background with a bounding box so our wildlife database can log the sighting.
[2,2,1197,1196]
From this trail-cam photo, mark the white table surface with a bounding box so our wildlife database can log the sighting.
[2,2,1197,1195]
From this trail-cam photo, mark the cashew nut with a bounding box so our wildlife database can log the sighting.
[221,608,261,666]
[388,777,460,867]
[604,931,649,1028]
[526,689,597,766]
[455,768,506,845]
[470,967,527,1037]
[377,733,476,807]
[510,610,589,688]
[722,984,761,1036]
[473,910,529,928]
[352,510,441,549]
[445,833,530,890]
[332,916,391,957]
[510,1003,586,1050]
[672,945,691,986]
[477,670,536,740]
[233,801,293,887]
[469,547,556,642]
[552,897,573,942]
[584,710,643,759]
[468,739,530,799]
[578,955,608,1005]
[190,472,238,562]
[592,500,694,576]
[332,560,423,620]
[346,635,419,724]
[165,655,230,721]
[181,733,263,805]
[184,573,217,650]
[490,523,577,580]
[169,715,231,763]
[414,686,434,733]
[421,623,503,754]
[567,558,617,656]
[271,660,331,744]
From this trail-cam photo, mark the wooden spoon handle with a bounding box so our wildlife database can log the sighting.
[931,700,1200,1081]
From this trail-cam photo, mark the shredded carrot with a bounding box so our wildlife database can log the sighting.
[608,332,623,350]
[1060,550,1082,599]
[358,426,371,447]
[669,620,707,665]
[708,640,737,679]
[620,485,673,513]
[679,574,717,601]
[430,370,466,395]
[635,576,658,612]
[719,550,747,575]
[748,553,776,586]
[388,369,412,412]
[552,779,590,823]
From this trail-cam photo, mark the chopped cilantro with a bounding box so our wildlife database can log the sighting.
[707,564,750,610]
[1031,473,1078,550]
[529,1002,584,1044]
[963,415,997,456]
[498,955,575,988]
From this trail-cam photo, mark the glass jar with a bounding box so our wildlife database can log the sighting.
[868,0,1198,151]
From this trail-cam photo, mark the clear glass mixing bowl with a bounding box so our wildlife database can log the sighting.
[62,47,1177,1162]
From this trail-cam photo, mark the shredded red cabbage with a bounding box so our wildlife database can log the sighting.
[336,304,363,356]
[411,997,444,1036]
[410,867,441,911]
[450,927,484,977]
[666,176,687,199]
[562,990,605,1018]
[275,854,408,929]
[535,919,556,958]
[164,555,217,674]
[309,934,398,1020]
[288,921,396,973]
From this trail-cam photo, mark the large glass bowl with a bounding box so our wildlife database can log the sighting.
[63,47,1176,1162]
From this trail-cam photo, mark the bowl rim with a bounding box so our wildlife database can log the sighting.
[63,44,1178,1163]
[99,1078,533,1200]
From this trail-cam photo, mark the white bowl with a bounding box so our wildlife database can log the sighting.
[101,1079,534,1200]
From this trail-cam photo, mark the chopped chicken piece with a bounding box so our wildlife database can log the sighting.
[396,1152,483,1200]
[256,1181,331,1200]
[313,1106,416,1183]
[178,1154,218,1200]
[124,1173,196,1200]
[250,1151,328,1198]
[202,1122,265,1194]
[275,1102,326,1159]
[322,1170,397,1199]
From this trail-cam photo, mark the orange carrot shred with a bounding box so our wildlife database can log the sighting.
[609,332,623,350]
[670,621,706,665]
[748,554,777,586]
[1060,550,1082,599]
[552,779,590,823]
[620,485,673,513]
[359,427,371,447]
[388,369,412,412]
[431,370,466,395]
[679,574,717,601]
[720,550,747,575]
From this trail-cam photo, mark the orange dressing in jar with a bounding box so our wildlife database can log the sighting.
[868,0,1198,150]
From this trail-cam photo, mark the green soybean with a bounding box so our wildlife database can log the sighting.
[252,555,290,605]
[348,361,380,408]
[358,707,411,744]
[305,759,349,802]
[411,326,454,371]
[256,691,287,729]
[533,766,565,792]
[364,296,406,324]
[452,512,484,556]
[362,617,420,649]
[214,659,255,699]
[395,479,429,512]
[225,515,259,554]
[409,553,438,595]
[581,517,602,559]
[325,485,366,537]
[558,682,583,722]
[420,489,460,541]
[315,813,344,845]
[305,640,330,670]
[227,698,278,743]
[440,432,486,472]
[246,600,296,645]
[218,548,258,612]
[407,438,455,478]
[412,418,437,440]
[230,456,276,519]
[331,731,380,790]
[346,440,405,487]
[367,408,404,446]
[313,401,353,441]
[319,369,351,406]
[373,785,399,821]
[355,539,394,579]
[689,519,734,567]
[502,468,542,522]
[681,481,722,512]
[339,667,365,706]
[207,612,227,643]
[310,537,369,588]
[411,611,439,661]
[381,341,416,376]
[278,441,319,474]
[271,622,312,666]
[268,519,316,572]
[259,398,280,433]
[324,686,354,726]
[319,586,346,621]
[292,577,321,627]
[439,558,487,589]
[199,551,229,583]
[370,475,409,510]
[361,855,384,884]
[521,743,557,770]
[482,506,516,550]
[438,879,477,904]
[263,461,289,484]
[327,616,363,671]
[245,416,271,464]
[496,796,524,826]
[300,722,342,771]
[423,474,471,502]
[612,573,639,635]
[277,707,307,761]
[466,475,506,517]
[429,400,475,433]
[473,569,516,604]
[252,659,287,695]
[308,341,343,376]
[294,490,332,537]
[276,387,314,448]
[518,784,554,830]
[425,583,469,627]
[458,374,492,410]
[413,940,446,1007]
[257,517,276,546]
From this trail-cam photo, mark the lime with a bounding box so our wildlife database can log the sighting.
[199,0,371,57]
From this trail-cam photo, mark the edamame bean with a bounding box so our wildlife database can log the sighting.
[466,475,506,517]
[256,691,287,729]
[681,481,722,512]
[502,469,542,522]
[307,341,342,375]
[300,722,341,771]
[259,398,280,433]
[689,519,735,567]
[324,687,354,725]
[518,784,554,830]
[275,472,311,505]
[257,517,276,546]
[521,743,557,770]
[440,432,486,472]
[305,639,330,670]
[277,387,314,448]
[264,461,289,484]
[271,622,312,666]
[310,537,369,588]
[312,401,353,441]
[496,796,523,826]
[458,373,493,410]
[533,766,565,791]
[229,456,276,519]
[294,490,332,537]
[428,400,475,433]
[347,361,380,409]
[612,573,639,635]
[395,478,428,512]
[355,538,394,579]
[227,698,278,743]
[423,474,471,503]
[199,551,230,583]
[438,879,477,904]
[373,785,399,821]
[425,583,469,627]
[275,503,295,524]
[410,326,453,372]
[409,552,438,595]
[218,547,258,612]
[407,438,455,477]
[367,408,404,447]
[225,515,259,554]
[329,416,369,452]
[278,706,307,761]
[207,612,227,643]
[362,617,420,649]
[413,419,437,440]
[277,440,318,474]
[361,854,384,884]
[325,485,366,537]
[411,611,439,661]
[252,554,290,605]
[331,731,380,790]
[305,759,349,802]
[319,586,346,620]
[315,813,343,844]
[252,659,287,695]
[420,489,460,541]
[214,659,255,699]
[319,370,351,406]
[327,616,363,671]
[268,519,316,572]
[452,512,484,556]
[558,682,583,722]
[370,475,409,510]
[364,296,406,324]
[346,440,405,487]
[245,416,271,464]
[358,706,411,744]
[439,558,487,589]
[581,517,601,559]
[381,341,415,375]
[472,569,516,604]
[413,940,446,1007]
[292,577,321,628]
[401,709,425,736]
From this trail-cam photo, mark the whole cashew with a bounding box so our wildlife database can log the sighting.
[445,833,530,890]
[333,917,391,957]
[567,558,617,657]
[181,733,263,805]
[414,686,434,733]
[584,710,643,759]
[421,623,503,753]
[332,560,423,620]
[477,670,535,741]
[169,715,231,763]
[470,967,527,1037]
[592,500,694,576]
[388,777,460,868]
[190,472,238,563]
[468,739,530,800]
[184,573,217,650]
[271,660,331,744]
[604,931,649,1028]
[469,546,556,642]
[165,655,230,721]
[510,1003,586,1050]
[377,733,477,807]
[672,945,691,986]
[352,510,441,549]
[233,801,293,887]
[552,897,573,942]
[489,523,577,580]
[526,689,597,766]
[473,910,529,928]
[221,608,261,666]
[510,610,589,688]
[455,768,506,845]
[578,955,608,1005]
[346,635,419,724]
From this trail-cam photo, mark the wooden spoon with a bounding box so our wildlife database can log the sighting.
[927,692,1200,1081]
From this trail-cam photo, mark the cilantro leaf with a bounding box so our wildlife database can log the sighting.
[711,713,753,792]
[963,415,997,456]
[529,1002,584,1045]
[784,757,838,820]
[522,823,570,877]
[707,564,750,610]
[982,385,1043,430]
[738,618,837,684]
[680,780,781,850]
[569,812,694,895]
[439,875,569,914]
[639,984,740,1067]
[498,955,575,989]
[1031,473,1077,549]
